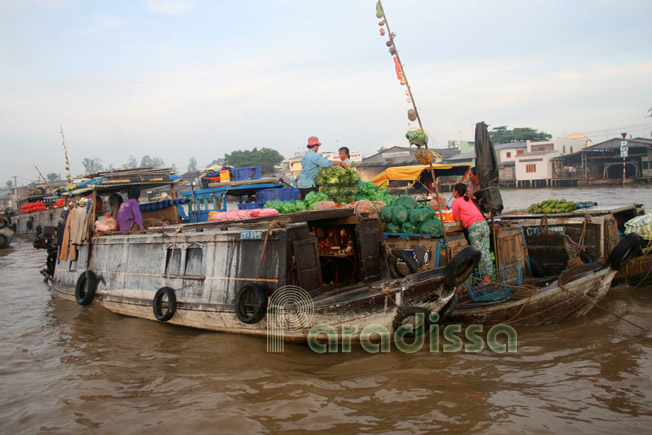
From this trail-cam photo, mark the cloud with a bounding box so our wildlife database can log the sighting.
[147,0,196,15]
[62,16,122,35]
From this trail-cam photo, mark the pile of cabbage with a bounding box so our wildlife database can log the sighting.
[263,191,330,214]
[357,181,395,204]
[380,195,443,236]
[315,167,361,204]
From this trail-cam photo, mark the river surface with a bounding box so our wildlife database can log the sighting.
[1,186,652,433]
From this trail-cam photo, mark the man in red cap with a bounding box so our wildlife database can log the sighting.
[298,136,348,199]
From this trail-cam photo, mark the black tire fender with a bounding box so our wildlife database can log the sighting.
[444,245,481,289]
[153,287,177,321]
[10,223,16,233]
[391,249,419,275]
[35,224,42,235]
[604,233,643,271]
[437,294,459,324]
[392,306,431,333]
[387,254,402,279]
[235,284,268,324]
[75,270,98,306]
[0,216,8,229]
[0,234,8,249]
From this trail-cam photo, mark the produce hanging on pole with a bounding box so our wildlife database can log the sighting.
[374,0,441,163]
[60,126,72,182]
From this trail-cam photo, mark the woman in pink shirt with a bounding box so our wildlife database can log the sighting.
[452,183,494,278]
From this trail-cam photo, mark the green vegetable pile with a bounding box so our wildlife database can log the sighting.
[315,167,361,204]
[357,181,395,204]
[379,195,443,236]
[264,200,306,214]
[528,198,576,214]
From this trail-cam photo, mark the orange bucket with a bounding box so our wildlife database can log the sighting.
[437,210,455,222]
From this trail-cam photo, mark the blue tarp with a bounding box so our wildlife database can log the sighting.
[140,198,188,212]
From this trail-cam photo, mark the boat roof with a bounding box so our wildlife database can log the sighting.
[370,164,471,187]
[59,168,179,196]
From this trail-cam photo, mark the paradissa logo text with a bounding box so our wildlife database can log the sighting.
[306,312,517,354]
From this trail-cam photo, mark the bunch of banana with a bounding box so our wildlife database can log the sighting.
[528,198,576,214]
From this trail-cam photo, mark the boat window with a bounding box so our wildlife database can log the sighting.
[165,248,182,275]
[185,246,203,276]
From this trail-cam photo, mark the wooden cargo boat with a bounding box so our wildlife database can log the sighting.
[447,233,643,326]
[47,188,479,343]
[500,204,646,284]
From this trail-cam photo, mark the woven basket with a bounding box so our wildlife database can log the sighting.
[415,148,436,165]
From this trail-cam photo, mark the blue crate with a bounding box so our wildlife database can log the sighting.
[257,188,300,203]
[237,202,265,210]
[465,261,521,302]
[231,166,262,181]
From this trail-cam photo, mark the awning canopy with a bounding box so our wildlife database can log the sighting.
[370,164,471,188]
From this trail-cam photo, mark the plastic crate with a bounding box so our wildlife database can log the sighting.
[237,202,265,210]
[231,166,262,181]
[465,261,522,302]
[257,188,300,203]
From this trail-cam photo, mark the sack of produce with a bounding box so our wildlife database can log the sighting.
[384,222,401,233]
[314,201,339,210]
[393,195,418,210]
[401,221,419,234]
[392,205,409,224]
[410,207,435,225]
[94,214,118,233]
[419,218,442,236]
[380,205,394,222]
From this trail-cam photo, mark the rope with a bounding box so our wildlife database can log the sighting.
[557,283,651,334]
[165,226,182,284]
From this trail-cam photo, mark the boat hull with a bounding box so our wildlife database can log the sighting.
[49,217,465,344]
[448,266,617,326]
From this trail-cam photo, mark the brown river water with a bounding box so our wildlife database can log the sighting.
[1,186,652,433]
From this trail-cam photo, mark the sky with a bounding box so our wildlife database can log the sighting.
[1,0,651,185]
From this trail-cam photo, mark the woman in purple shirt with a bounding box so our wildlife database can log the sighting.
[117,188,144,231]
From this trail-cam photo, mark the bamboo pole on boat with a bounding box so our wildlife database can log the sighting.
[377,0,450,253]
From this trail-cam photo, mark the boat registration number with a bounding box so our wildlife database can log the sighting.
[240,230,264,240]
[526,226,566,235]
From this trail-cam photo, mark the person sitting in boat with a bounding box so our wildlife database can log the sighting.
[338,146,352,167]
[298,136,348,199]
[452,182,494,280]
[108,193,123,218]
[117,187,144,231]
[466,167,482,208]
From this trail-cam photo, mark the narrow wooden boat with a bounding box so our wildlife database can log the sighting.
[447,233,643,326]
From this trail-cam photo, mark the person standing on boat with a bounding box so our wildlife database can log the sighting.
[117,187,144,231]
[466,167,482,208]
[452,183,494,279]
[298,136,348,199]
[338,146,352,167]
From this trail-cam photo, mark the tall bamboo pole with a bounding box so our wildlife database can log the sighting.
[377,0,450,250]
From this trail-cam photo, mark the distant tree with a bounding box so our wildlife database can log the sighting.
[207,157,225,167]
[123,155,138,169]
[6,180,12,188]
[81,158,104,175]
[223,148,284,175]
[377,146,387,153]
[187,157,198,172]
[489,126,552,144]
[139,155,166,169]
[46,173,60,182]
[646,107,652,118]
